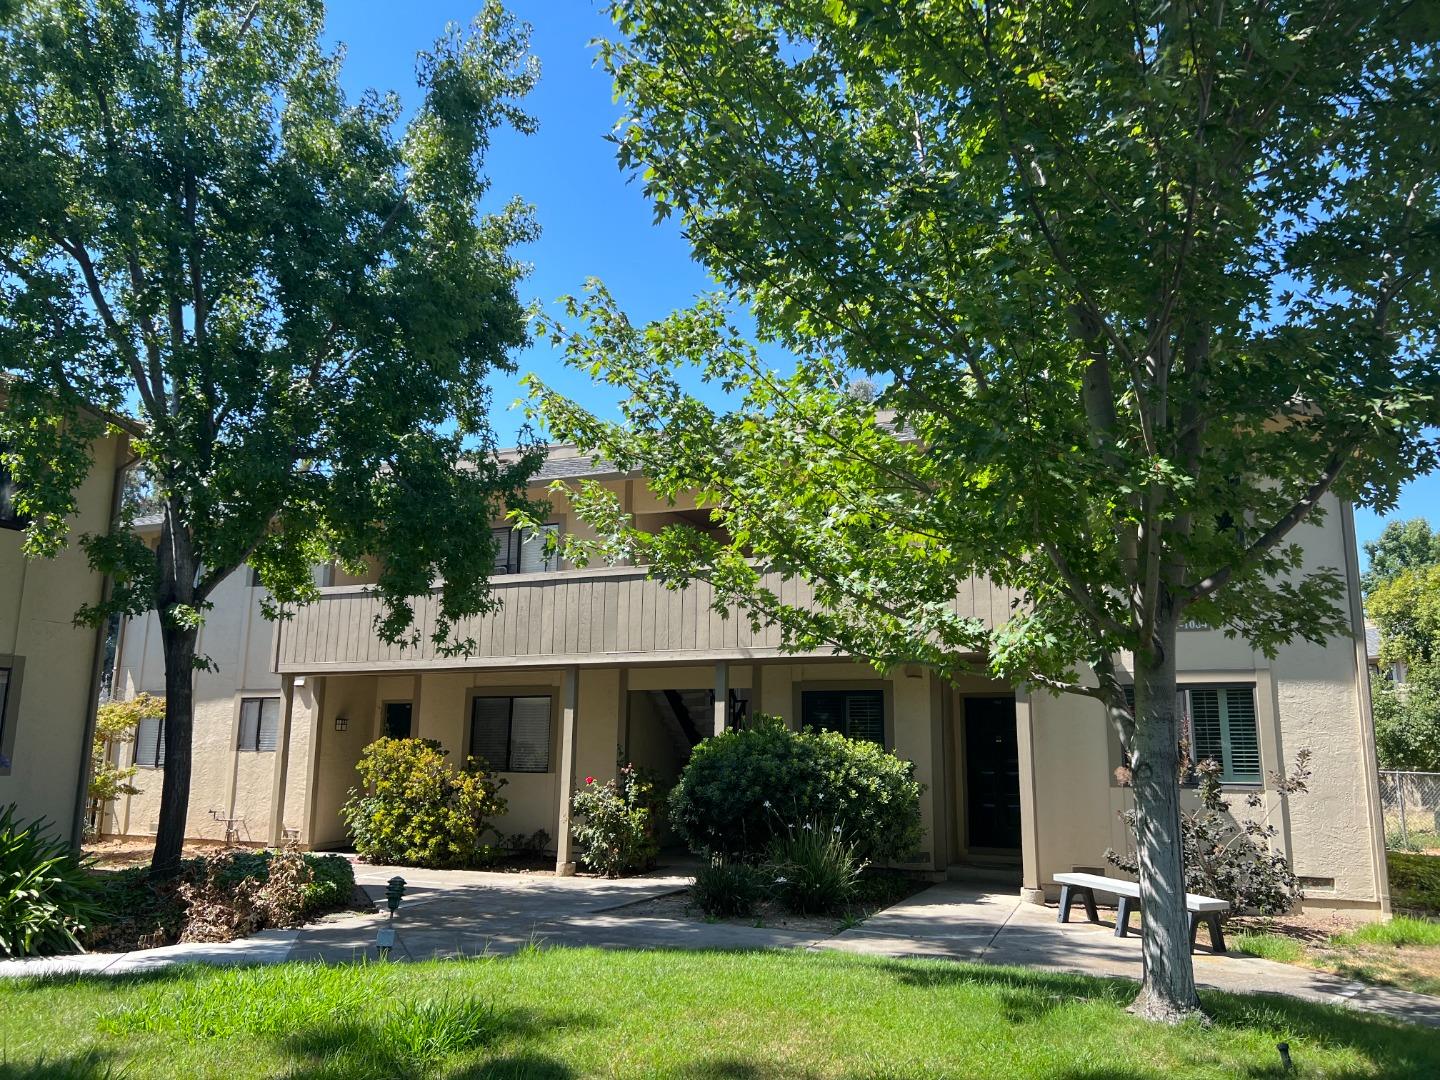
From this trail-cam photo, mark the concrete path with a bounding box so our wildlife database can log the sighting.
[818,882,1440,1028]
[3,868,1437,1030]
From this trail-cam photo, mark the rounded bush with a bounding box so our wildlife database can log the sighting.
[667,718,923,862]
[341,738,507,868]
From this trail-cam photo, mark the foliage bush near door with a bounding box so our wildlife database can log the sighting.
[570,764,660,877]
[342,738,508,869]
[0,805,102,957]
[668,717,923,862]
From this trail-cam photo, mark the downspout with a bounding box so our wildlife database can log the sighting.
[70,436,137,849]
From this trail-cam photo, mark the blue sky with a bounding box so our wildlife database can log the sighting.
[321,1,1437,565]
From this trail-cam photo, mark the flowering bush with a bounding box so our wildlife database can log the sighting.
[1107,748,1311,916]
[668,716,923,862]
[342,738,507,868]
[570,764,660,878]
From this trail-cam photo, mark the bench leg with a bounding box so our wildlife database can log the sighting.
[1115,895,1138,938]
[1207,912,1226,954]
[1081,887,1099,924]
[1058,884,1074,923]
[1189,912,1200,953]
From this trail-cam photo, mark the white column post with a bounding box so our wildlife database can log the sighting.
[713,662,730,736]
[555,666,580,875]
[268,674,296,846]
[1014,684,1045,904]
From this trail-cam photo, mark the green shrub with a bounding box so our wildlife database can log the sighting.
[668,716,923,862]
[766,821,864,915]
[341,738,508,868]
[690,856,770,917]
[0,804,102,957]
[570,764,660,878]
[301,853,356,913]
[1389,851,1440,914]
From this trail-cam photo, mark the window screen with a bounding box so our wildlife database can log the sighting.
[469,695,552,772]
[801,689,885,744]
[237,697,281,752]
[134,715,166,767]
[491,524,559,574]
[1122,684,1261,785]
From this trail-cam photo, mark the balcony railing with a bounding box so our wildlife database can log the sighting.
[272,564,1019,673]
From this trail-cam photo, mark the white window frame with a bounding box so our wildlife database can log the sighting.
[490,523,560,575]
[1122,683,1262,786]
[134,715,166,768]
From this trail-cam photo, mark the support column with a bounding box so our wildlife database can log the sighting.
[713,662,730,736]
[269,674,296,846]
[555,666,580,875]
[1014,684,1045,904]
[300,676,327,847]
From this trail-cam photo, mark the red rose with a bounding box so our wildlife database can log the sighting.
[585,776,595,784]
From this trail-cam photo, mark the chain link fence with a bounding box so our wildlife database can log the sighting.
[1378,770,1440,853]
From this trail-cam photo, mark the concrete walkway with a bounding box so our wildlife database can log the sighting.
[3,869,1437,1029]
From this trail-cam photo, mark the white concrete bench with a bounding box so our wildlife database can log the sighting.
[1053,872,1230,953]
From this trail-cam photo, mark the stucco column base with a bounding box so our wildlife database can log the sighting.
[1020,887,1047,905]
[556,861,578,877]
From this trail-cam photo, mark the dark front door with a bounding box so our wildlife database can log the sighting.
[964,696,1021,850]
[383,701,413,740]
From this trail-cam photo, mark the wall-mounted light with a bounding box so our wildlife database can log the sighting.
[334,715,349,731]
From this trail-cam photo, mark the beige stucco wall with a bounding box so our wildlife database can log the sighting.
[0,429,122,843]
[107,566,287,844]
[1021,493,1384,910]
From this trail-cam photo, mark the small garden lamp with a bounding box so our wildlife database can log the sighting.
[375,875,406,959]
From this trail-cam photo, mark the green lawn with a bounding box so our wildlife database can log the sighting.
[1234,915,1440,996]
[1,949,1436,1079]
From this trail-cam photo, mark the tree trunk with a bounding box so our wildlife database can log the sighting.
[152,618,197,875]
[1127,622,1203,1022]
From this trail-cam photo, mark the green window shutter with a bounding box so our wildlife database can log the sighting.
[1187,687,1225,768]
[1220,687,1262,784]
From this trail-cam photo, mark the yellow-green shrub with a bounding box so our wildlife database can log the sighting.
[341,738,507,868]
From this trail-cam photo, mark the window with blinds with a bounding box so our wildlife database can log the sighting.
[237,697,281,752]
[800,689,886,745]
[134,715,166,768]
[1122,684,1262,785]
[491,524,560,575]
[470,695,552,773]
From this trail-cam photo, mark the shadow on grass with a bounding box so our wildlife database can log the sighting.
[275,1005,598,1080]
[874,957,1440,1078]
[0,1050,119,1079]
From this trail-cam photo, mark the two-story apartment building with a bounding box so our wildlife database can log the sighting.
[1,402,128,845]
[105,446,1390,912]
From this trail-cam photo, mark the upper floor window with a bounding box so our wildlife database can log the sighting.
[801,689,885,744]
[492,524,559,575]
[0,450,28,531]
[134,715,166,768]
[469,695,551,772]
[1123,684,1261,785]
[237,697,281,752]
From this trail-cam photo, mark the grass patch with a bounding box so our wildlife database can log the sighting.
[1231,930,1307,965]
[1,948,1437,1078]
[1336,916,1440,950]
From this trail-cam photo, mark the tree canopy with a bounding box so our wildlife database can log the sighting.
[1362,517,1440,595]
[532,0,1440,1020]
[0,0,543,868]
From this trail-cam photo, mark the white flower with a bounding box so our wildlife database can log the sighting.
[774,876,788,884]
[762,800,772,809]
[803,822,813,830]
[832,825,842,833]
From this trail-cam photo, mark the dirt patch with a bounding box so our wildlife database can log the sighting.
[1232,912,1440,996]
[84,837,246,871]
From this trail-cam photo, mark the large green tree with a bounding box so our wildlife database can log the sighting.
[1362,517,1440,595]
[0,0,542,871]
[531,1,1440,1020]
[1369,565,1440,771]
